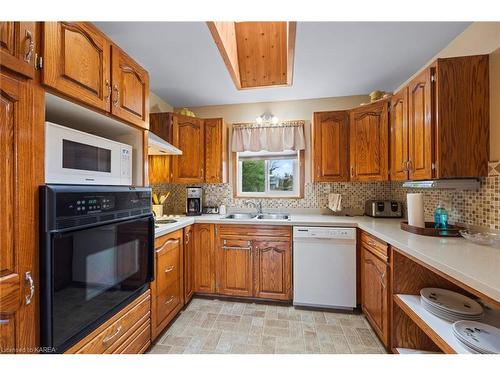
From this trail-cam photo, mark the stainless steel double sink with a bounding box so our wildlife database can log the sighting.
[222,213,290,221]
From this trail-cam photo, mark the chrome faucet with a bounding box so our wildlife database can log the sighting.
[244,200,263,214]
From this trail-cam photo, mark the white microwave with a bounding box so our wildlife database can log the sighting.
[45,122,132,185]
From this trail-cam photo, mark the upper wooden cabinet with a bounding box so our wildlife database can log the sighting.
[42,22,150,129]
[390,88,409,181]
[173,114,205,183]
[42,22,111,112]
[390,55,489,180]
[312,111,349,182]
[148,113,228,184]
[204,118,228,183]
[110,45,149,129]
[0,22,37,78]
[349,100,389,181]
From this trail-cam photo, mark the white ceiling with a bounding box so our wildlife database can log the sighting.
[96,22,470,107]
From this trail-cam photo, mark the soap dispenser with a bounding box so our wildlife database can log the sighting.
[434,202,449,229]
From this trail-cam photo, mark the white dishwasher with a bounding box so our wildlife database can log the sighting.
[293,226,356,309]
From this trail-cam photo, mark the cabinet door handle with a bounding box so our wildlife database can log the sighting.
[24,29,34,63]
[112,84,120,107]
[165,296,175,304]
[164,265,175,273]
[363,258,386,289]
[25,271,35,305]
[407,160,413,173]
[105,80,111,103]
[350,166,355,178]
[102,325,122,344]
[0,319,9,325]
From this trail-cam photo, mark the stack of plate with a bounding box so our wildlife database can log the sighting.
[420,288,484,322]
[452,321,500,354]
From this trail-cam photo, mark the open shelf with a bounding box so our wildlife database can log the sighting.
[394,294,500,354]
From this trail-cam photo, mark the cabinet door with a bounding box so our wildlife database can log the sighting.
[42,22,111,111]
[172,114,205,183]
[408,67,434,180]
[312,111,349,182]
[0,22,37,78]
[111,45,149,129]
[193,224,216,293]
[204,118,226,183]
[361,246,389,347]
[253,240,292,301]
[390,88,409,181]
[1,71,42,353]
[151,231,184,340]
[216,237,253,297]
[183,225,195,303]
[349,101,389,181]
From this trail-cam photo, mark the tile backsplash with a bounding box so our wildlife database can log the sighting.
[153,161,500,230]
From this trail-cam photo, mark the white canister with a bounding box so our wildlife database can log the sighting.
[219,204,226,215]
[406,193,425,228]
[152,204,163,218]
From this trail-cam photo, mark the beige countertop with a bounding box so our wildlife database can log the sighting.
[154,213,500,303]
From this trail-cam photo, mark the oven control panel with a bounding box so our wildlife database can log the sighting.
[62,196,116,215]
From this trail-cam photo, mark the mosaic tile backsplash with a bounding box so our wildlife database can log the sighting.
[153,161,500,230]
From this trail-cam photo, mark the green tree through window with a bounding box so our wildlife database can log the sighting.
[241,160,265,192]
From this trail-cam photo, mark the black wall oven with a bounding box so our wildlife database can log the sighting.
[40,185,154,353]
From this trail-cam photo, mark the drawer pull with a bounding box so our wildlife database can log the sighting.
[368,240,376,246]
[222,240,252,251]
[102,325,123,344]
[165,296,175,304]
[0,319,9,325]
[156,238,180,252]
[164,265,175,273]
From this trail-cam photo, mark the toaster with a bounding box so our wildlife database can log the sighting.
[365,200,403,218]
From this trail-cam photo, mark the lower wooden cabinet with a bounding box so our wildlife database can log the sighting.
[66,290,151,354]
[211,225,292,301]
[183,225,195,302]
[193,223,216,293]
[360,231,390,348]
[150,230,184,341]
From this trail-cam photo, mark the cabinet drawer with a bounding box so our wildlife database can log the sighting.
[76,293,150,354]
[156,278,182,324]
[114,319,151,354]
[157,245,181,290]
[360,231,388,261]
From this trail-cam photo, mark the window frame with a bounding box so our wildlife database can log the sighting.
[232,150,304,198]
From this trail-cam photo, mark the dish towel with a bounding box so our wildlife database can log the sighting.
[328,193,342,212]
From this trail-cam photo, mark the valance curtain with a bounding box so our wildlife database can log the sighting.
[231,120,306,152]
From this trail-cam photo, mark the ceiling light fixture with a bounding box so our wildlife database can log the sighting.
[256,112,279,124]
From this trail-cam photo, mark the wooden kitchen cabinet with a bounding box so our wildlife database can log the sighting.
[150,230,184,341]
[0,70,43,353]
[216,237,254,297]
[312,110,349,182]
[193,224,216,293]
[183,225,195,303]
[172,114,205,183]
[204,118,228,183]
[360,231,390,348]
[110,45,149,129]
[42,22,111,112]
[0,22,37,79]
[349,100,389,181]
[391,55,489,181]
[390,88,409,181]
[253,240,292,300]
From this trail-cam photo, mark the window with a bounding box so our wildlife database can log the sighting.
[235,150,302,197]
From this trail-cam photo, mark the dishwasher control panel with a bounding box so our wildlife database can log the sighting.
[293,227,356,239]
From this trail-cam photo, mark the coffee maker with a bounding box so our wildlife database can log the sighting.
[186,187,203,216]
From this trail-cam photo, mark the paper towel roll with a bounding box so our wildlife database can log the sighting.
[407,193,425,228]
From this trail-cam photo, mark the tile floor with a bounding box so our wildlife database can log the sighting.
[148,298,387,354]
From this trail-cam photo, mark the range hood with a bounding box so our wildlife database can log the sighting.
[148,132,182,155]
[402,179,480,190]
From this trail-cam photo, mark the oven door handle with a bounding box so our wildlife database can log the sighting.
[147,215,155,282]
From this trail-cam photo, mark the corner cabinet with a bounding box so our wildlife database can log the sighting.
[150,230,184,341]
[42,22,150,129]
[0,22,38,79]
[193,224,216,294]
[349,100,389,181]
[183,225,195,303]
[204,118,228,183]
[172,114,205,183]
[110,45,149,129]
[390,88,409,181]
[312,111,349,182]
[360,231,390,349]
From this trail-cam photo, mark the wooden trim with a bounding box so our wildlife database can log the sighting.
[286,22,296,86]
[142,130,149,186]
[231,150,305,199]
